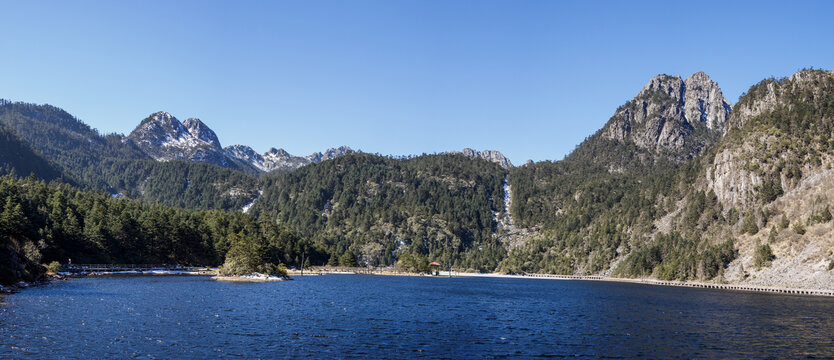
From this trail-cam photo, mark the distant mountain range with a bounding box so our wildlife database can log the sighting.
[125,111,356,174]
[125,111,514,173]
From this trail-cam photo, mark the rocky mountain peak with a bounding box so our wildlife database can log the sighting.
[224,144,263,162]
[137,111,185,136]
[266,148,291,158]
[127,112,231,167]
[149,111,174,121]
[637,74,685,103]
[600,71,730,161]
[130,111,189,149]
[684,71,732,130]
[309,146,354,163]
[183,118,221,149]
[223,145,354,173]
[460,148,512,169]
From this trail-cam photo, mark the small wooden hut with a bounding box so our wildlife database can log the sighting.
[429,262,441,276]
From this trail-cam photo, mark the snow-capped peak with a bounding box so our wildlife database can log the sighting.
[183,118,222,149]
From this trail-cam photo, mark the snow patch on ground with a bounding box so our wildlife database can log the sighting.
[241,190,263,213]
[503,177,514,227]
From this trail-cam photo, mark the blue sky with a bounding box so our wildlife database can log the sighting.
[2,1,833,164]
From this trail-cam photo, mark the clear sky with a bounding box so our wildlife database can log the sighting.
[2,1,833,164]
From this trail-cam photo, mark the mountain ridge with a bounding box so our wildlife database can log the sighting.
[126,111,354,174]
[4,68,834,290]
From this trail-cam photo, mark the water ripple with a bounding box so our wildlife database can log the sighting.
[2,275,834,358]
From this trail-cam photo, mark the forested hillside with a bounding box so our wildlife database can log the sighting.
[0,101,260,210]
[254,153,508,271]
[0,125,64,182]
[2,70,833,288]
[502,69,834,287]
[510,72,728,229]
[0,174,319,285]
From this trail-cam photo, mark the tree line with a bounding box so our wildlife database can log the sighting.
[0,174,320,285]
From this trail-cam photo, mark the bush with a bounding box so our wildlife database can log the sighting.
[47,261,62,273]
[793,222,806,235]
[753,244,775,269]
[616,233,735,281]
[395,253,431,274]
[741,213,759,235]
[779,215,790,229]
[23,241,42,264]
[727,208,740,225]
[829,261,834,271]
[759,178,784,203]
[339,251,359,267]
[808,205,833,225]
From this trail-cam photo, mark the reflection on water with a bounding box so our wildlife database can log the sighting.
[1,275,834,358]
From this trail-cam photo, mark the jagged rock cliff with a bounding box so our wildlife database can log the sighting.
[684,71,732,130]
[602,72,731,158]
[128,111,352,174]
[707,69,834,210]
[127,112,229,164]
[668,69,834,289]
[460,148,513,169]
[183,117,221,149]
[224,144,354,173]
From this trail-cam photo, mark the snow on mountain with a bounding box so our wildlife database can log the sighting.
[126,111,224,162]
[127,111,353,173]
[183,117,222,149]
[224,145,354,173]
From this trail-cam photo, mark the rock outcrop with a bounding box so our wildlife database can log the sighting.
[183,117,221,149]
[707,69,834,209]
[128,111,353,174]
[127,112,229,164]
[224,145,354,173]
[460,148,513,169]
[684,71,732,130]
[601,72,731,159]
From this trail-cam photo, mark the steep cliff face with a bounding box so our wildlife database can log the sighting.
[684,71,732,130]
[601,72,731,159]
[706,145,764,210]
[651,69,834,289]
[706,69,834,210]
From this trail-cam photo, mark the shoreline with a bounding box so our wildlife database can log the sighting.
[4,268,833,298]
[1,269,218,295]
[441,271,834,297]
[447,272,834,297]
[294,268,834,297]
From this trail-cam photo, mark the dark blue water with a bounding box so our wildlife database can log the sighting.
[2,275,834,359]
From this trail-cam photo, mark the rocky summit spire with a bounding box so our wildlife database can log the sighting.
[600,72,730,160]
[684,71,732,130]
